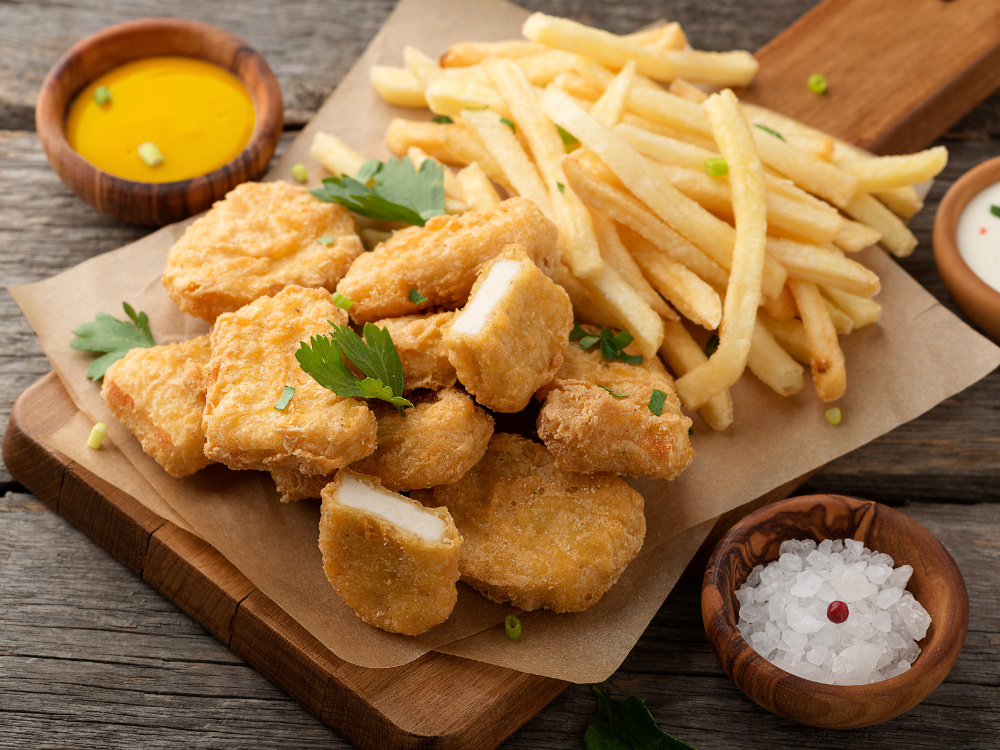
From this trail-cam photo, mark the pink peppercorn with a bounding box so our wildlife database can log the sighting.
[827,600,849,624]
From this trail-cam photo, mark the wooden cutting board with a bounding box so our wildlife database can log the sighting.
[6,0,1000,747]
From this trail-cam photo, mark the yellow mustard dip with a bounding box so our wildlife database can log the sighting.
[66,56,255,183]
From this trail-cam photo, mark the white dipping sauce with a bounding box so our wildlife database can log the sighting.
[956,181,1000,293]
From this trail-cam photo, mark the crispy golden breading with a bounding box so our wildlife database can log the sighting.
[445,245,573,412]
[375,311,457,392]
[271,387,494,501]
[101,334,214,478]
[319,470,462,635]
[163,181,363,323]
[535,331,694,480]
[202,286,377,475]
[336,197,560,323]
[415,433,645,612]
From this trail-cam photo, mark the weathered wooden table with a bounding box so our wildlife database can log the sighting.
[1,1,998,748]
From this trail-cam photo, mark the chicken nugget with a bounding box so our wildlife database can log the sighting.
[101,334,213,478]
[271,387,494,501]
[319,469,462,635]
[444,245,573,412]
[535,329,693,480]
[163,181,363,322]
[375,311,457,392]
[202,285,377,475]
[336,197,560,323]
[415,433,645,613]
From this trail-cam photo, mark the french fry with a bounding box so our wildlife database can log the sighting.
[515,50,586,86]
[617,223,722,329]
[788,279,846,402]
[425,77,511,118]
[385,120,509,188]
[310,131,367,178]
[870,186,923,221]
[750,127,860,208]
[624,22,687,52]
[404,46,443,88]
[370,66,427,107]
[842,192,918,257]
[590,60,636,128]
[759,313,811,365]
[659,318,734,431]
[668,78,709,104]
[764,238,881,297]
[760,282,798,321]
[591,212,678,321]
[456,162,502,211]
[484,58,603,278]
[673,89,768,410]
[440,40,548,67]
[832,218,881,253]
[748,317,805,396]
[523,12,759,86]
[821,285,882,329]
[582,263,665,357]
[822,298,855,335]
[839,146,948,193]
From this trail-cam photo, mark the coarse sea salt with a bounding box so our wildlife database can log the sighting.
[736,538,931,685]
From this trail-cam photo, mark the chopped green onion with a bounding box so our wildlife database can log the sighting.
[94,85,112,105]
[291,163,309,183]
[500,117,516,133]
[409,288,428,304]
[87,422,107,450]
[274,386,295,411]
[317,236,336,245]
[557,124,578,151]
[598,385,628,398]
[754,124,786,142]
[825,407,842,425]
[704,157,728,177]
[557,181,565,194]
[137,142,164,167]
[431,114,454,124]
[332,292,354,311]
[808,73,828,95]
[705,334,720,358]
[504,614,521,640]
[648,389,667,416]
[990,205,1000,219]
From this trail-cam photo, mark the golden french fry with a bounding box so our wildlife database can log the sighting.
[833,218,881,253]
[843,192,918,257]
[385,120,509,188]
[590,60,636,127]
[822,298,855,335]
[788,279,846,402]
[759,312,811,365]
[840,146,947,193]
[765,238,881,297]
[624,22,687,52]
[659,318,733,431]
[581,263,665,357]
[440,40,548,67]
[821,286,882,329]
[748,317,805,396]
[668,78,708,103]
[618,223,721,329]
[310,131,367,178]
[673,89,767,410]
[404,46,443,88]
[870,186,923,221]
[370,66,427,107]
[750,126,859,208]
[760,282,798,321]
[515,50,586,86]
[425,77,511,119]
[591,212,678,321]
[456,162,502,211]
[523,12,759,86]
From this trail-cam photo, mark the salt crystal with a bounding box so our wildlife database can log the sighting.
[779,552,804,573]
[883,660,912,680]
[876,587,903,608]
[885,564,913,589]
[866,564,892,585]
[736,587,756,608]
[741,604,765,623]
[782,630,808,650]
[818,539,834,555]
[787,605,825,634]
[832,641,884,685]
[872,610,892,633]
[807,645,828,666]
[829,562,877,602]
[896,595,932,640]
[755,583,777,603]
[746,565,763,587]
[790,571,823,598]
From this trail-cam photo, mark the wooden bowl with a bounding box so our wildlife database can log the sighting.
[35,18,283,226]
[702,494,968,729]
[933,155,1000,340]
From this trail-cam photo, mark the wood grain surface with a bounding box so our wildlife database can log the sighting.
[2,1,999,749]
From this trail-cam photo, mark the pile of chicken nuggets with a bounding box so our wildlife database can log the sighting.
[102,180,693,635]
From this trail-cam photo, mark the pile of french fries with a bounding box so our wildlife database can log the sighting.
[310,12,948,430]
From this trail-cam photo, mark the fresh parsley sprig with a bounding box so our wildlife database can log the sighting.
[296,322,413,415]
[570,322,643,364]
[310,156,445,227]
[70,302,156,381]
[585,687,697,750]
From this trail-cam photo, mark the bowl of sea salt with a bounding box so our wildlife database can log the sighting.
[702,494,968,729]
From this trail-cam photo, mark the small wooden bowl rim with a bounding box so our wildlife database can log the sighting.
[933,155,1000,340]
[35,17,283,225]
[702,494,969,729]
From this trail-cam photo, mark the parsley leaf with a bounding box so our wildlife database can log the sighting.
[296,322,413,415]
[557,124,579,151]
[431,114,454,124]
[585,687,697,750]
[409,288,428,305]
[598,385,628,398]
[648,389,667,416]
[754,123,786,142]
[500,116,517,133]
[310,156,445,226]
[570,322,643,364]
[70,302,156,381]
[705,334,720,358]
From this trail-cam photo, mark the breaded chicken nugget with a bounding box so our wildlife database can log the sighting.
[535,329,693,480]
[101,334,213,478]
[375,311,457,392]
[415,433,645,612]
[336,197,560,323]
[163,181,363,322]
[445,245,573,412]
[202,286,377,475]
[271,387,494,501]
[319,469,462,635]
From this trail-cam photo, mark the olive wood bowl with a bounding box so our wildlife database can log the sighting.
[36,18,283,226]
[933,155,1000,340]
[702,494,968,729]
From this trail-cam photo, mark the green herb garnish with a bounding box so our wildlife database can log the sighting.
[332,292,354,311]
[500,116,517,133]
[990,205,1000,219]
[70,302,156,381]
[291,163,309,183]
[648,389,667,416]
[557,124,579,152]
[825,406,842,425]
[409,288,429,305]
[431,114,454,124]
[317,236,336,245]
[598,385,628,398]
[569,322,643,364]
[585,687,697,750]
[807,73,828,95]
[754,123,786,142]
[274,386,295,411]
[137,141,164,166]
[94,85,112,105]
[704,157,728,177]
[505,615,521,640]
[296,322,413,416]
[310,155,445,227]
[557,181,566,194]
[705,334,720,358]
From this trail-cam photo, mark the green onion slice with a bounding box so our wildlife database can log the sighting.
[704,157,728,177]
[137,142,164,167]
[317,236,336,245]
[825,407,842,425]
[332,292,354,311]
[274,386,295,411]
[807,73,828,95]
[291,163,309,183]
[500,117,516,133]
[505,614,521,640]
[94,86,112,105]
[87,422,107,449]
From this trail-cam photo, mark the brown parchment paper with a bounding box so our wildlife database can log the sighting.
[9,0,1000,682]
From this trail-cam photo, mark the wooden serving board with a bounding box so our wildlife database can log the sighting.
[6,0,1000,747]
